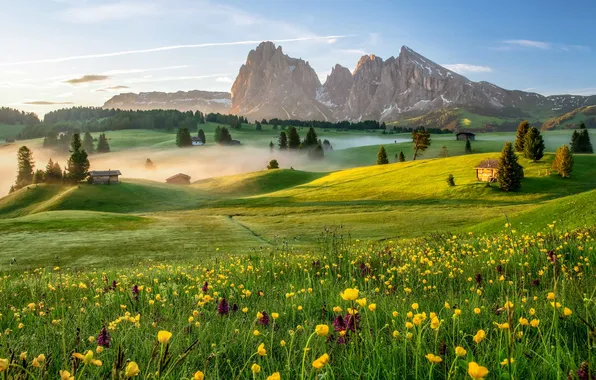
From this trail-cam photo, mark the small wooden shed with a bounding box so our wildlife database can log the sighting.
[89,170,121,184]
[456,132,476,141]
[475,159,499,182]
[166,173,191,185]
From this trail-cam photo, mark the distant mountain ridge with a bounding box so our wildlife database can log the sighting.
[103,41,596,126]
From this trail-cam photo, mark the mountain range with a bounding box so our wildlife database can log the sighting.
[103,42,596,129]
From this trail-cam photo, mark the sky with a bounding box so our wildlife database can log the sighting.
[1,0,595,118]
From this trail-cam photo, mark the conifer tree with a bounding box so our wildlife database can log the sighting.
[497,142,523,191]
[570,130,581,153]
[303,127,318,148]
[278,131,288,149]
[32,169,45,184]
[377,145,389,165]
[198,129,206,144]
[96,133,111,153]
[308,143,325,160]
[83,131,94,154]
[465,139,472,154]
[14,146,35,190]
[398,151,405,162]
[579,123,593,153]
[523,127,545,161]
[446,174,455,187]
[214,126,222,143]
[218,127,232,144]
[287,127,301,149]
[269,141,274,152]
[412,127,431,160]
[514,120,530,152]
[267,159,279,169]
[65,134,90,183]
[552,145,574,178]
[176,128,192,147]
[45,158,63,183]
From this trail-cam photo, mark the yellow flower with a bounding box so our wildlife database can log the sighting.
[193,370,205,380]
[157,330,172,344]
[333,306,342,313]
[0,358,8,372]
[340,288,359,301]
[430,316,440,330]
[60,370,74,380]
[563,307,572,317]
[72,350,102,366]
[500,358,515,366]
[473,330,486,344]
[272,313,279,320]
[267,372,281,380]
[455,346,467,357]
[495,322,510,330]
[411,303,419,310]
[468,362,489,379]
[356,298,367,307]
[257,312,264,319]
[530,319,540,328]
[368,303,377,311]
[257,343,267,356]
[242,307,248,313]
[425,353,442,364]
[280,340,286,347]
[125,361,140,377]
[518,317,529,326]
[312,353,329,369]
[405,322,414,329]
[96,346,104,354]
[251,363,261,374]
[253,330,260,336]
[315,324,329,337]
[19,352,27,361]
[474,308,481,315]
[547,292,555,300]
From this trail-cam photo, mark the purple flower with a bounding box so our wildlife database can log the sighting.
[231,303,239,313]
[258,311,270,326]
[345,313,360,332]
[97,326,111,348]
[132,285,139,301]
[217,298,229,316]
[333,315,346,332]
[201,281,209,293]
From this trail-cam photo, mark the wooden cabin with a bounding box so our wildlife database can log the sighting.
[456,132,476,141]
[89,170,121,185]
[475,159,499,182]
[166,173,191,185]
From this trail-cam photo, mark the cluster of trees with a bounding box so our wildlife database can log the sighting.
[214,126,233,144]
[389,125,452,134]
[514,121,545,162]
[205,113,247,127]
[268,118,384,131]
[176,128,193,147]
[570,123,593,153]
[44,131,110,153]
[10,134,91,193]
[275,127,327,159]
[0,107,40,125]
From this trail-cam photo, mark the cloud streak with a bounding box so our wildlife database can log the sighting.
[23,101,75,105]
[0,35,352,66]
[498,40,589,52]
[502,40,551,49]
[441,64,493,74]
[65,75,110,84]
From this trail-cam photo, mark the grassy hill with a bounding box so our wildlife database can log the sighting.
[0,123,26,140]
[542,105,596,130]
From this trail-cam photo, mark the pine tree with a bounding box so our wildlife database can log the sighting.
[497,142,523,191]
[33,169,45,184]
[412,127,431,160]
[267,159,279,169]
[287,127,301,149]
[579,123,593,153]
[514,120,530,152]
[214,126,222,143]
[323,139,333,151]
[45,158,63,183]
[269,141,274,152]
[523,127,545,161]
[552,145,574,178]
[65,134,90,183]
[570,130,581,153]
[465,139,472,154]
[176,128,192,147]
[14,146,35,190]
[198,129,206,144]
[96,133,111,153]
[278,132,288,149]
[398,151,405,162]
[377,145,389,165]
[303,127,318,148]
[256,122,262,131]
[83,131,94,154]
[216,127,232,144]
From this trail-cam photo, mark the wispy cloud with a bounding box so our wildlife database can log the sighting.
[23,101,75,105]
[216,76,234,83]
[441,64,493,74]
[101,65,191,76]
[65,75,110,84]
[502,40,551,49]
[121,73,231,84]
[497,40,590,52]
[94,85,130,93]
[0,35,351,67]
[336,49,369,55]
[57,1,160,23]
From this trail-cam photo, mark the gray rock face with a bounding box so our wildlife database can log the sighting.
[103,90,231,114]
[318,64,353,117]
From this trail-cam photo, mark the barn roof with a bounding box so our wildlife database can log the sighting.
[457,132,476,136]
[475,159,499,169]
[166,173,191,181]
[89,170,121,176]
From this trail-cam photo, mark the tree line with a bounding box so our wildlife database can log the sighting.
[43,131,110,154]
[0,107,40,125]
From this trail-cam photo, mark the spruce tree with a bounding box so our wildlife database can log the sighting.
[579,123,593,153]
[552,145,574,178]
[465,139,472,154]
[278,131,288,149]
[514,120,530,152]
[398,151,405,162]
[65,134,90,183]
[96,133,111,153]
[14,146,35,190]
[497,142,523,191]
[523,127,545,161]
[32,169,45,184]
[83,131,94,154]
[256,122,262,131]
[303,127,318,148]
[198,129,206,144]
[176,128,192,147]
[45,158,63,183]
[412,127,431,160]
[377,145,389,165]
[287,127,301,149]
[570,130,581,153]
[214,126,222,143]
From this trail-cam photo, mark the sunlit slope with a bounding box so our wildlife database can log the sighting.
[192,169,325,197]
[264,153,596,203]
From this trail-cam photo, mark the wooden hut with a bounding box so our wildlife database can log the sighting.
[89,170,121,184]
[456,132,476,141]
[166,173,191,185]
[475,159,499,182]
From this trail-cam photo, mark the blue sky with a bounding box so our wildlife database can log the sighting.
[1,0,595,117]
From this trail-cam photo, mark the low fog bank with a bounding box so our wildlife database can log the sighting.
[0,144,348,195]
[330,136,410,150]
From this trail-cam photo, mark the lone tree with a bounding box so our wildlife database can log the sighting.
[13,146,35,191]
[65,134,90,183]
[446,174,455,187]
[287,127,301,149]
[523,127,545,162]
[45,158,63,183]
[83,131,94,154]
[96,133,111,153]
[377,145,389,165]
[278,131,288,149]
[267,159,279,169]
[465,139,473,154]
[398,151,406,162]
[412,127,431,160]
[497,142,524,192]
[269,141,274,152]
[256,122,262,131]
[176,128,193,147]
[198,129,206,144]
[552,145,574,178]
[322,139,333,151]
[514,120,530,152]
